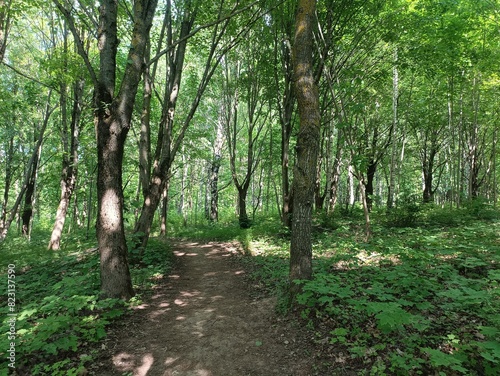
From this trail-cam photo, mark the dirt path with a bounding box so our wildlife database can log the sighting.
[93,241,313,376]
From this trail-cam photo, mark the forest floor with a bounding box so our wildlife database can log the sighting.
[92,240,315,376]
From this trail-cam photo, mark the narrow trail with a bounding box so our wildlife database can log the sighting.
[94,241,313,376]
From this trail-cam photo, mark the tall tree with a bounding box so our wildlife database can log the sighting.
[54,0,158,299]
[0,91,54,241]
[271,2,296,227]
[289,0,320,293]
[133,1,263,251]
[48,22,86,250]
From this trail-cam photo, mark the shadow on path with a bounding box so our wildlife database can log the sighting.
[94,241,312,376]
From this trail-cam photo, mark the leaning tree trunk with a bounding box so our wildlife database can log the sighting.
[289,0,320,294]
[0,96,52,242]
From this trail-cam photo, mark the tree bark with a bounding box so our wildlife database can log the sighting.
[237,187,251,228]
[21,136,41,237]
[289,0,320,292]
[0,135,13,232]
[160,180,169,236]
[0,95,53,242]
[0,0,12,62]
[364,158,377,212]
[209,156,221,222]
[93,0,157,299]
[133,3,195,251]
[273,24,295,228]
[48,74,85,250]
[387,48,399,209]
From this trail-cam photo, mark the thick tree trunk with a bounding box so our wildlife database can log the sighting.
[421,138,438,204]
[93,0,157,299]
[96,115,134,299]
[289,0,320,292]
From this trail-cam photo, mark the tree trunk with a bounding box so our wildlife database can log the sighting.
[48,77,84,250]
[422,168,433,203]
[209,156,221,222]
[238,187,250,229]
[359,177,372,241]
[289,0,320,292]
[328,132,343,213]
[133,3,194,251]
[94,0,157,299]
[364,159,376,212]
[209,111,225,222]
[0,96,52,241]
[96,114,134,299]
[387,48,399,209]
[21,143,40,237]
[0,0,12,62]
[160,180,169,236]
[0,136,14,232]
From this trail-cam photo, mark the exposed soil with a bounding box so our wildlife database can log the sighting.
[92,241,315,376]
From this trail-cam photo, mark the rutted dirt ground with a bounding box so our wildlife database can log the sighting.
[93,241,314,376]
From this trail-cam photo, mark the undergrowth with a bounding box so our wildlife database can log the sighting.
[0,230,172,375]
[229,208,500,375]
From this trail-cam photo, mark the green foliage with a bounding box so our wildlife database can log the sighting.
[0,231,172,374]
[237,213,500,375]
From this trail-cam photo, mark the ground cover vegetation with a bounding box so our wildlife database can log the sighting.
[195,206,500,375]
[0,0,499,374]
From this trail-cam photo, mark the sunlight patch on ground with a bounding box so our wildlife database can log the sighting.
[132,303,150,310]
[164,356,179,366]
[174,251,199,257]
[135,353,154,376]
[113,353,135,372]
[247,239,284,256]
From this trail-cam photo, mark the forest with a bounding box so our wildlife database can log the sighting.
[0,0,500,374]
